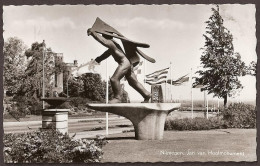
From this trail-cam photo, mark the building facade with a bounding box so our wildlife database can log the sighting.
[50,53,78,96]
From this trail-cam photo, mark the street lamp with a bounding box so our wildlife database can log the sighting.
[42,40,46,109]
[67,71,70,98]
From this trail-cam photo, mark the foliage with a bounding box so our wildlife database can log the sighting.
[69,97,91,107]
[221,103,256,128]
[71,135,107,163]
[164,117,226,131]
[21,41,55,99]
[65,72,129,103]
[5,96,37,120]
[55,59,67,75]
[5,105,27,120]
[5,96,43,120]
[122,129,135,133]
[247,61,256,76]
[81,73,106,101]
[66,77,85,97]
[121,84,130,103]
[64,97,93,112]
[3,37,27,95]
[4,130,107,163]
[194,6,247,106]
[165,103,256,131]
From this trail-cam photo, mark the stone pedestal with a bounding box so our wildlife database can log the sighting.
[87,103,181,140]
[42,109,69,134]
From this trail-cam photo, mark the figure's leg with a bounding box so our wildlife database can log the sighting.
[110,61,131,104]
[126,68,151,103]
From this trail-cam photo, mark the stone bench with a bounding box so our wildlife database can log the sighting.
[87,103,181,140]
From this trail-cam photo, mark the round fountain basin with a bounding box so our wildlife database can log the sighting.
[41,97,70,107]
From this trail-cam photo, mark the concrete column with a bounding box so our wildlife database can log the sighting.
[42,109,69,134]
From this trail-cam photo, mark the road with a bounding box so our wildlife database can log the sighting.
[3,115,133,134]
[4,111,217,138]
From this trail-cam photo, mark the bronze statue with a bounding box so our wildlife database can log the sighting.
[88,18,155,103]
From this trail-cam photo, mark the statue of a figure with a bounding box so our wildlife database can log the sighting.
[88,18,155,104]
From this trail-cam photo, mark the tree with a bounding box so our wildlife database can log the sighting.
[81,73,129,102]
[247,61,256,76]
[63,69,129,102]
[21,41,56,100]
[66,77,85,97]
[3,37,27,95]
[194,6,247,107]
[81,73,106,101]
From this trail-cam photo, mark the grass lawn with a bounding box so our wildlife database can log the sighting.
[101,129,256,162]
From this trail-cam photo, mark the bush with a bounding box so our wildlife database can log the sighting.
[69,97,91,108]
[11,96,43,115]
[4,130,107,163]
[6,104,27,120]
[63,97,97,113]
[221,103,256,128]
[164,117,226,131]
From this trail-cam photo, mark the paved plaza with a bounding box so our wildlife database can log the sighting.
[101,129,256,162]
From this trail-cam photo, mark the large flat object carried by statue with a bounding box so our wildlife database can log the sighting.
[90,17,156,66]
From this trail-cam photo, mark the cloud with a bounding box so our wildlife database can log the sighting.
[12,17,76,30]
[112,17,194,30]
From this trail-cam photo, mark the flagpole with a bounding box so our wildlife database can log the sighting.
[206,93,208,119]
[191,68,193,119]
[204,90,206,108]
[42,40,45,110]
[144,59,146,89]
[106,59,109,136]
[217,98,220,116]
[164,82,166,103]
[170,62,172,102]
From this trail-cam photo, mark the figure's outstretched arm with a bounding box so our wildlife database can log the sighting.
[95,49,111,63]
[87,28,112,63]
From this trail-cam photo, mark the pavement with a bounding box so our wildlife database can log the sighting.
[101,129,257,162]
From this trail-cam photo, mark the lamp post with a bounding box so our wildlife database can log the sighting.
[67,71,70,98]
[42,40,46,109]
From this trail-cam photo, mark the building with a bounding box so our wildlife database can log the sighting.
[65,60,78,73]
[50,53,78,96]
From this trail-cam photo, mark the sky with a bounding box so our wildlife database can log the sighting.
[3,4,257,103]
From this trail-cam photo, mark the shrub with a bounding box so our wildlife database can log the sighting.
[70,135,107,163]
[122,129,135,133]
[221,103,256,128]
[69,97,91,107]
[164,117,226,131]
[4,130,107,163]
[11,96,43,116]
[6,104,27,120]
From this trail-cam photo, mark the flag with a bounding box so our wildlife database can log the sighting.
[145,67,169,85]
[71,59,100,77]
[146,79,168,85]
[167,74,189,86]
